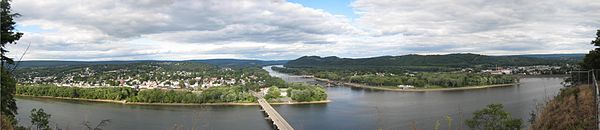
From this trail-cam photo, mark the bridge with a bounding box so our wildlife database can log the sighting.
[252,91,294,130]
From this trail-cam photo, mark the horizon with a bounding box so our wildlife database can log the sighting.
[15,53,585,62]
[5,0,600,61]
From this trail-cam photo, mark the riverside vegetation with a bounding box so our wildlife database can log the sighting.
[272,67,517,88]
[16,82,327,104]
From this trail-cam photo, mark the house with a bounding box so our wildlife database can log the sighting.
[397,85,415,89]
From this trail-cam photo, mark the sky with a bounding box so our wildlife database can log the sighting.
[6,0,600,61]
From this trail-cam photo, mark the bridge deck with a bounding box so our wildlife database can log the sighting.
[252,91,294,130]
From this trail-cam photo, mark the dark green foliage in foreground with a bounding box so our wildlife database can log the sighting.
[30,108,51,130]
[273,67,516,88]
[582,29,600,70]
[1,0,23,121]
[1,69,17,119]
[286,83,327,102]
[1,0,23,64]
[466,104,522,130]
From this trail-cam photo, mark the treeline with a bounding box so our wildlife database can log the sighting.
[16,85,256,103]
[286,54,570,72]
[285,83,327,102]
[273,67,516,88]
[126,86,255,103]
[347,72,516,88]
[16,85,135,100]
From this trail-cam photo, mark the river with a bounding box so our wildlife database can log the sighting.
[15,65,564,129]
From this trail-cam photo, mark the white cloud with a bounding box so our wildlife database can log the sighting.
[4,0,600,60]
[350,0,600,56]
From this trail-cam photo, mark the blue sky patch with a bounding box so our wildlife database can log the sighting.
[15,24,56,33]
[288,0,357,20]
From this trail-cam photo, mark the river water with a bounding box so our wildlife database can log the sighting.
[15,65,564,129]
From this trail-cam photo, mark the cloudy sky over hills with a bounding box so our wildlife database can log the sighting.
[7,0,600,60]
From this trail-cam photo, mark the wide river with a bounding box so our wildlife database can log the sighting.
[16,65,564,129]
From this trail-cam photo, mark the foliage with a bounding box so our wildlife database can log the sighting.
[16,84,257,104]
[531,85,597,129]
[17,84,135,100]
[466,104,522,130]
[197,86,256,103]
[1,0,24,64]
[582,29,600,70]
[285,54,571,73]
[126,89,198,103]
[274,67,516,88]
[1,69,17,119]
[264,86,281,99]
[30,108,51,130]
[83,119,111,130]
[0,0,22,121]
[286,83,327,102]
[127,86,256,103]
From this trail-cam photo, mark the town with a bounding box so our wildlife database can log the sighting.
[15,62,281,90]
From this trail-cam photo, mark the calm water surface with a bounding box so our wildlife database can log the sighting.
[16,65,564,129]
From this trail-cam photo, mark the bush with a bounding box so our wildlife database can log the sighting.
[466,104,522,130]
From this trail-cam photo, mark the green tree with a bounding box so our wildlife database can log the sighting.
[0,0,23,120]
[178,80,186,89]
[30,108,51,130]
[466,104,522,130]
[582,29,600,69]
[0,0,22,65]
[265,86,281,99]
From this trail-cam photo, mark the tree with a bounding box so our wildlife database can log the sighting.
[466,104,522,130]
[0,0,22,120]
[265,86,281,99]
[582,29,600,69]
[0,0,22,65]
[30,108,51,130]
[178,80,186,89]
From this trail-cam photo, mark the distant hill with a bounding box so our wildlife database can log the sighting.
[285,53,575,71]
[187,59,288,67]
[12,59,288,68]
[511,53,584,61]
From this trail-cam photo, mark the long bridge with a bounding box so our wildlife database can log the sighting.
[252,91,294,130]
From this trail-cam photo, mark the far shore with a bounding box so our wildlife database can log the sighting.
[15,95,331,106]
[312,77,519,92]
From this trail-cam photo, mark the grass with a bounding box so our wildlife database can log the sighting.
[530,84,597,129]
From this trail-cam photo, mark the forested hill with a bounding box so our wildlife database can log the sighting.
[285,53,574,70]
[12,59,288,68]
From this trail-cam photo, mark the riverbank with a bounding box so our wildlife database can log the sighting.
[313,77,518,92]
[15,95,330,106]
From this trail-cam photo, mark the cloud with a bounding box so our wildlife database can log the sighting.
[350,0,600,54]
[5,0,600,60]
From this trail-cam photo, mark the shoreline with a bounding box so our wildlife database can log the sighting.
[15,95,331,106]
[313,77,518,92]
